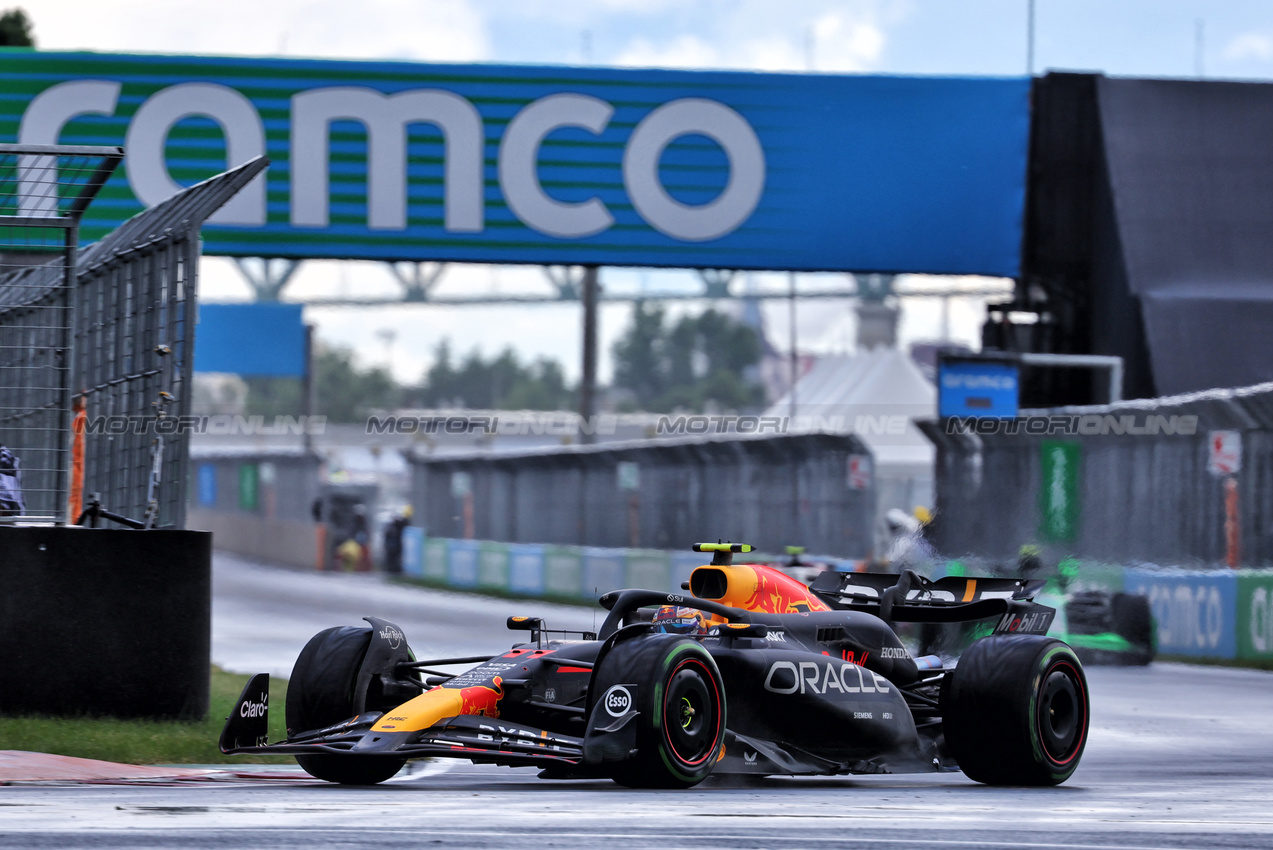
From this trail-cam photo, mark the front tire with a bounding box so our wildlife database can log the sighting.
[591,634,726,789]
[941,635,1089,786]
[286,625,406,785]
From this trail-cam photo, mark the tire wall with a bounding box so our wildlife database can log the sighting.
[0,526,212,720]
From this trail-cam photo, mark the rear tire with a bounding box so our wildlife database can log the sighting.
[941,635,1089,786]
[286,626,406,786]
[591,635,726,789]
[1111,593,1154,664]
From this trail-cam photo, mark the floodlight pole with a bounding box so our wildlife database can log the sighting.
[580,265,600,444]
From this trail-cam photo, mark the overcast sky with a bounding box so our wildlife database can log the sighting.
[18,0,1273,384]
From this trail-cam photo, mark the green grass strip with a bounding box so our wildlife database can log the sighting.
[0,668,293,765]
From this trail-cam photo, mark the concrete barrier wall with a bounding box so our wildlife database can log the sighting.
[187,507,319,570]
[0,527,211,720]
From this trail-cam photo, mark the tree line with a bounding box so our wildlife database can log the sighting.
[245,304,766,422]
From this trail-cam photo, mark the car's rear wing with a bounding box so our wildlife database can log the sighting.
[810,569,1054,634]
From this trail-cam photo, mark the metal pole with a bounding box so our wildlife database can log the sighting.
[580,265,599,445]
[1195,18,1205,79]
[789,270,798,423]
[303,323,315,452]
[57,221,78,523]
[1224,476,1240,568]
[1027,0,1035,76]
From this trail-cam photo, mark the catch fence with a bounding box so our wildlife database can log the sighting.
[408,433,877,557]
[0,145,120,521]
[0,146,267,526]
[919,383,1273,566]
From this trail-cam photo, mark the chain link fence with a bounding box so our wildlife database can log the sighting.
[0,145,121,521]
[0,146,268,527]
[408,433,877,557]
[920,383,1273,565]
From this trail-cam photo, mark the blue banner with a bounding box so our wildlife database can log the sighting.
[447,539,480,588]
[195,303,306,377]
[939,360,1020,418]
[583,547,625,599]
[1125,569,1239,658]
[401,527,424,577]
[509,544,546,596]
[197,463,217,507]
[3,52,1029,276]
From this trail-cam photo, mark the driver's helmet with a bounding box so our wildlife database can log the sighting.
[652,605,709,635]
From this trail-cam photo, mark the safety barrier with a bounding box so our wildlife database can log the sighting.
[401,529,855,601]
[402,529,1273,664]
[919,383,1273,567]
[1237,571,1273,663]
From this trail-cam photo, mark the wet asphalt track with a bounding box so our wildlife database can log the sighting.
[2,554,1271,849]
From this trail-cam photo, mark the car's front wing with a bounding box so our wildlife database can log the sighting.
[219,673,585,769]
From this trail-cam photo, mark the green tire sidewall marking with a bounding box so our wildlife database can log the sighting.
[654,640,724,783]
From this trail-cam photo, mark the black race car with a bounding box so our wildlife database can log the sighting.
[221,543,1090,788]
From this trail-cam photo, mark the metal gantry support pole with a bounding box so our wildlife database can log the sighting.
[698,268,737,300]
[579,266,600,444]
[545,265,585,301]
[232,257,303,301]
[388,261,447,302]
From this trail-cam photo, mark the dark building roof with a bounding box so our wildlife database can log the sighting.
[1021,73,1273,399]
[1099,77,1273,396]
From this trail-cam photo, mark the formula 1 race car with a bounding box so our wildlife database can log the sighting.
[220,543,1090,788]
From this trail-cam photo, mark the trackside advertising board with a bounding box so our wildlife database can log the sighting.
[1124,569,1238,658]
[195,303,306,376]
[1,51,1030,274]
[1237,571,1273,662]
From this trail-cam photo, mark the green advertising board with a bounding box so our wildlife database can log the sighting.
[478,542,511,591]
[237,463,259,511]
[1237,570,1273,662]
[625,550,671,594]
[1039,441,1080,543]
[423,537,449,581]
[543,545,584,599]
